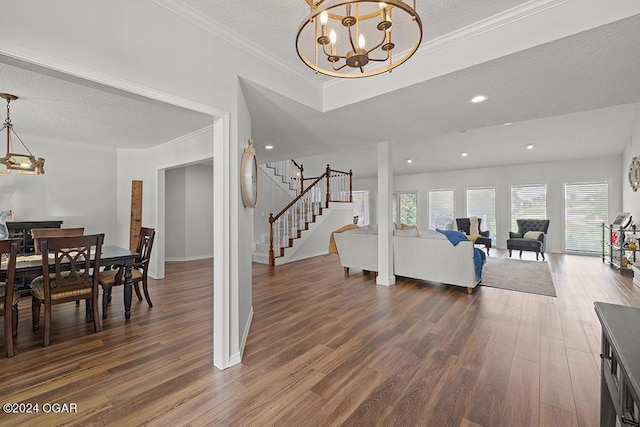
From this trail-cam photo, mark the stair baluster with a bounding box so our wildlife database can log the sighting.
[268,165,352,266]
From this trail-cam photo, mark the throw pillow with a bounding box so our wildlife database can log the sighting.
[469,216,480,236]
[523,231,543,240]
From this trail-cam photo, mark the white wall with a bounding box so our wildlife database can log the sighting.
[165,164,214,261]
[236,82,253,363]
[165,168,186,260]
[355,156,622,254]
[285,202,355,263]
[0,138,117,243]
[254,166,296,246]
[622,109,640,216]
[185,164,214,260]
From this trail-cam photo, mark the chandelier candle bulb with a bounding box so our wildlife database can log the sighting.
[320,11,328,25]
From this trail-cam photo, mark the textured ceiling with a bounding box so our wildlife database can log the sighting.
[0,56,213,150]
[178,0,530,81]
[244,13,640,175]
[0,1,638,177]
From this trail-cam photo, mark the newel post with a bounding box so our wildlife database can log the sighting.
[300,164,304,193]
[268,213,275,267]
[325,164,331,208]
[349,169,353,202]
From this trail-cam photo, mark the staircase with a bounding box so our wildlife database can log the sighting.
[253,162,353,266]
[265,159,304,195]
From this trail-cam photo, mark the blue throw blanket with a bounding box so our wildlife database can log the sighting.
[473,248,486,282]
[437,229,485,282]
[436,229,468,245]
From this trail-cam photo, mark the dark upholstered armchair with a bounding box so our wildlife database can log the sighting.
[456,218,492,254]
[507,219,550,260]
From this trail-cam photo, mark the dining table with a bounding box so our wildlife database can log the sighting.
[4,245,139,320]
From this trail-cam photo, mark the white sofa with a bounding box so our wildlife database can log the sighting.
[333,226,379,274]
[333,227,482,293]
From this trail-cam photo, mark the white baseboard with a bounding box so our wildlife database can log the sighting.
[239,306,254,360]
[229,306,254,367]
[165,254,214,262]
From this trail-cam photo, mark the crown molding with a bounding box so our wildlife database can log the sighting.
[322,0,571,91]
[0,40,224,120]
[416,0,572,57]
[152,0,323,91]
[117,124,214,154]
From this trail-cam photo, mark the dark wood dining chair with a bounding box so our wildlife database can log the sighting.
[0,239,20,357]
[99,227,155,319]
[31,234,104,347]
[31,227,85,254]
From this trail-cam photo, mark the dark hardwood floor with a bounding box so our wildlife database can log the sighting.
[1,251,639,426]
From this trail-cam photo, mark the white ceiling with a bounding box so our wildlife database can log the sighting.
[1,1,639,178]
[0,55,213,149]
[178,0,531,82]
[242,11,640,176]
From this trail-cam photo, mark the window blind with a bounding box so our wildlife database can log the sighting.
[565,181,608,253]
[511,184,547,231]
[429,189,454,230]
[467,187,496,237]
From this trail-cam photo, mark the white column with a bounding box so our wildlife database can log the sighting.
[377,141,395,286]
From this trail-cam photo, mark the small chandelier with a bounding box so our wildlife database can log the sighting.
[0,93,45,175]
[296,0,422,78]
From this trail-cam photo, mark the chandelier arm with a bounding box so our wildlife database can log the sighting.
[9,128,36,157]
[347,25,358,54]
[1,124,8,154]
[331,62,349,72]
[321,43,347,60]
[366,32,388,54]
[368,49,392,62]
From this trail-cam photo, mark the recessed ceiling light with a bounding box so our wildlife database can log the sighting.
[461,152,468,157]
[504,122,512,126]
[265,145,274,150]
[406,159,413,164]
[469,94,488,104]
[526,144,534,150]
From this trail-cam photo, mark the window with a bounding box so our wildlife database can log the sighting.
[352,190,370,226]
[511,184,547,231]
[394,192,417,226]
[429,189,454,230]
[565,181,608,253]
[466,187,496,238]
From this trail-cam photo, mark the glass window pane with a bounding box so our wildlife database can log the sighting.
[429,189,454,230]
[399,193,417,225]
[352,190,369,226]
[565,182,608,253]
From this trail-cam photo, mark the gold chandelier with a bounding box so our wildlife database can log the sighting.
[296,0,422,78]
[0,93,45,175]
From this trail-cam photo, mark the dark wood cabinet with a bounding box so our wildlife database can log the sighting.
[6,220,63,255]
[595,302,640,427]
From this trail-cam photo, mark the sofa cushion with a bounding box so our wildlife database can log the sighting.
[508,238,542,251]
[394,227,419,237]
